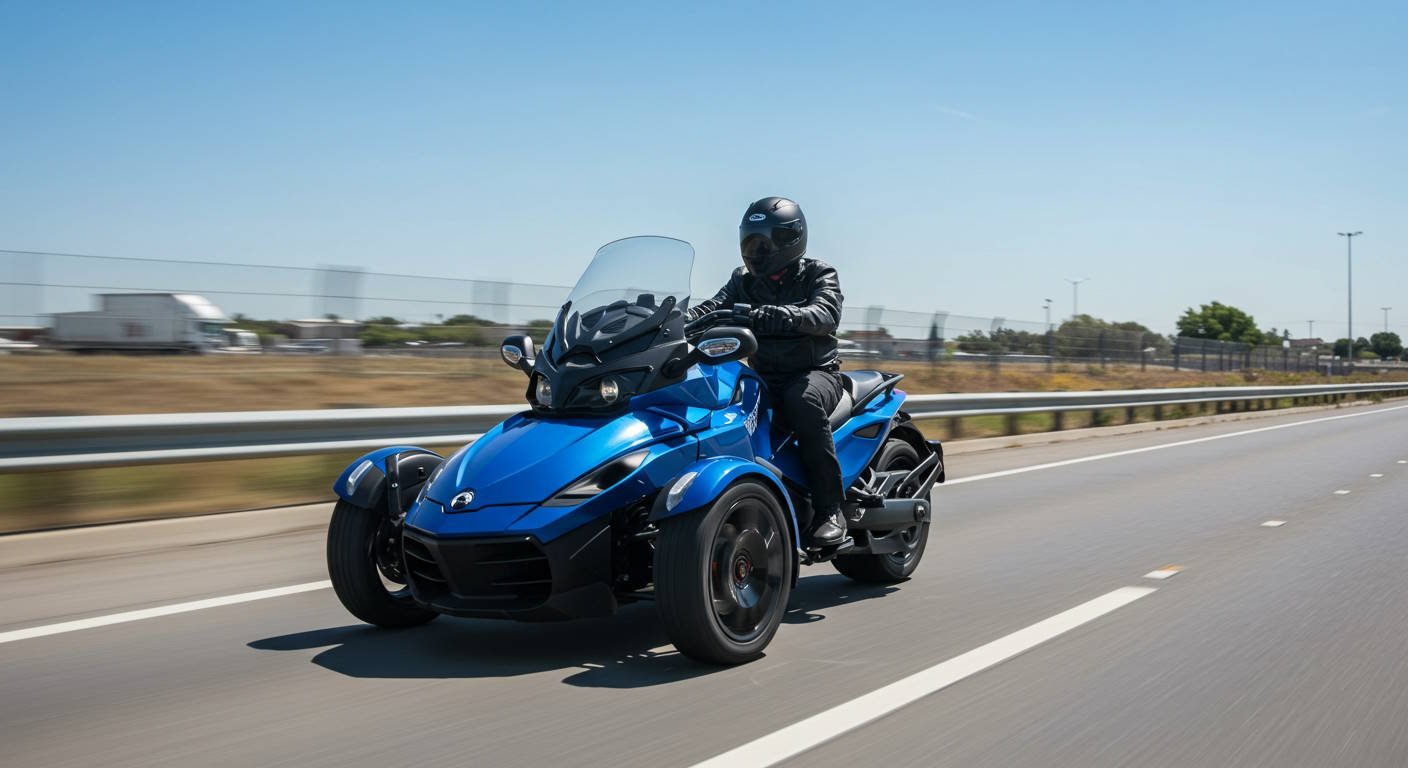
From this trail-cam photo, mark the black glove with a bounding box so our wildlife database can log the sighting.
[750,305,797,334]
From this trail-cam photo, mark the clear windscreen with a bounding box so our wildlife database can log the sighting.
[564,236,694,315]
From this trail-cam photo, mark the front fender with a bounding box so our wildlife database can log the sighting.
[334,446,444,509]
[650,456,801,550]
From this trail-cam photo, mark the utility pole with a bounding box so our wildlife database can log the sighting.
[1043,298,1053,331]
[1382,307,1392,333]
[1306,320,1315,339]
[1065,278,1087,321]
[1338,231,1362,359]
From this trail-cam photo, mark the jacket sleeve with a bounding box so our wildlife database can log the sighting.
[685,273,739,321]
[790,264,843,335]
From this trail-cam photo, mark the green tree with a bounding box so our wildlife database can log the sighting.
[1051,314,1165,358]
[1332,337,1374,358]
[1176,302,1264,345]
[1370,332,1403,360]
[443,314,498,326]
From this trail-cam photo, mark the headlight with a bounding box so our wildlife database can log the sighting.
[543,449,650,507]
[599,377,620,404]
[535,376,553,405]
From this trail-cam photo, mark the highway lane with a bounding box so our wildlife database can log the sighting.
[2,403,1407,767]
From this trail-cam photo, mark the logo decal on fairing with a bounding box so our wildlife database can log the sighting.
[744,396,759,435]
[747,213,767,222]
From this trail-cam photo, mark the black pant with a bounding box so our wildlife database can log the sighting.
[766,369,846,521]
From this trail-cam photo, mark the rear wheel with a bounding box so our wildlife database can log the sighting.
[326,499,437,628]
[833,438,931,584]
[655,480,792,665]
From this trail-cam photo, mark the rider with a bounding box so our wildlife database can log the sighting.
[687,197,849,546]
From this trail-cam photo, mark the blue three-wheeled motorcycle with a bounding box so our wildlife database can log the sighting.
[328,236,944,664]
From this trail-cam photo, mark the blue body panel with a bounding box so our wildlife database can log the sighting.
[650,455,802,549]
[349,361,906,549]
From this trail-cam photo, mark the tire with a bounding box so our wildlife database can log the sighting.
[326,499,437,628]
[655,480,792,665]
[833,438,931,584]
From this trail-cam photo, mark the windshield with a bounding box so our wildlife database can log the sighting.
[547,236,694,364]
[565,236,694,314]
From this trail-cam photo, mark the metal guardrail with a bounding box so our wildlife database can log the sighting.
[3,382,1406,472]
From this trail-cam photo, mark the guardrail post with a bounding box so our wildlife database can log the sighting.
[1154,404,1164,420]
[1005,413,1019,435]
[1052,411,1064,431]
[949,416,962,439]
[1126,406,1136,424]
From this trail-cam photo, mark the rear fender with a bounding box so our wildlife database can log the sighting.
[649,456,802,551]
[889,417,945,484]
[334,446,445,510]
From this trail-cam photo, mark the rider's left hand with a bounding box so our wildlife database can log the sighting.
[750,305,797,334]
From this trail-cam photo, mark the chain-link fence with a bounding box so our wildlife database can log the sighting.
[0,248,1356,372]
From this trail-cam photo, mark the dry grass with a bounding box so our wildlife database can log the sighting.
[0,354,1389,417]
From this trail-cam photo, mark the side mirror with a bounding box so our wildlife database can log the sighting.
[665,327,756,378]
[500,334,536,375]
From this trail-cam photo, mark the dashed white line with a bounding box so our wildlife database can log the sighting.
[1261,520,1287,527]
[1370,473,1384,478]
[1334,490,1352,495]
[689,586,1157,768]
[0,581,331,645]
[1143,566,1182,580]
[946,404,1408,487]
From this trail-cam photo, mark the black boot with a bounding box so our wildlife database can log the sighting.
[810,506,848,547]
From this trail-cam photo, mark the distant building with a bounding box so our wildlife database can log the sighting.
[284,318,363,340]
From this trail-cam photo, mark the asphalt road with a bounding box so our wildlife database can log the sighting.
[3,403,1408,767]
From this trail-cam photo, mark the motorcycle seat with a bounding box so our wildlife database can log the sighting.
[827,371,891,429]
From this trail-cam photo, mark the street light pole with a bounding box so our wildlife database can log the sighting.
[1381,307,1392,333]
[1065,278,1087,320]
[1306,320,1315,339]
[1043,298,1053,331]
[1338,231,1362,359]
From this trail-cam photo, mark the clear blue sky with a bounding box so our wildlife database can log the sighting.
[2,1,1403,337]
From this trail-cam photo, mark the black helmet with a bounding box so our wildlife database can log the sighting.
[739,196,807,277]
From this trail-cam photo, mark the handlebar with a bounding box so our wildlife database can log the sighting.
[684,303,752,336]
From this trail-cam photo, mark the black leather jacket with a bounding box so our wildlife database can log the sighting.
[688,258,844,378]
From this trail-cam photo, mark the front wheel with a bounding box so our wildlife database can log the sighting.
[655,480,792,665]
[326,499,437,628]
[833,438,931,584]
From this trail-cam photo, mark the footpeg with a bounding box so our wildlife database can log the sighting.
[805,536,855,561]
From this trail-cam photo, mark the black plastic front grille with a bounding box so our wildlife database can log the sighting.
[403,533,552,610]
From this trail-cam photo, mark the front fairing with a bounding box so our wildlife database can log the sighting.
[528,236,695,415]
[421,410,684,511]
[405,364,766,541]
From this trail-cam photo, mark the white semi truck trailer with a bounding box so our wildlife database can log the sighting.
[50,293,233,353]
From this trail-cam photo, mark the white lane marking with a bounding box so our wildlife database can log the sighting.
[0,581,331,645]
[1370,473,1384,478]
[1261,520,1287,527]
[945,404,1408,487]
[1399,460,1407,464]
[1143,566,1182,580]
[1334,490,1352,495]
[690,587,1156,768]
